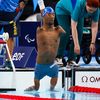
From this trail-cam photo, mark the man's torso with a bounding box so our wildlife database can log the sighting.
[36,27,60,64]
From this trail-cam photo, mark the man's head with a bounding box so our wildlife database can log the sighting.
[42,7,55,26]
[42,7,55,17]
[86,0,99,13]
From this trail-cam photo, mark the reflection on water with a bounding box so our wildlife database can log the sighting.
[0,89,100,100]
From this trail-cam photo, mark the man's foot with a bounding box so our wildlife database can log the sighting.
[54,58,63,65]
[67,60,80,67]
[24,86,35,91]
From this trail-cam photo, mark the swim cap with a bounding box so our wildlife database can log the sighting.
[42,7,54,17]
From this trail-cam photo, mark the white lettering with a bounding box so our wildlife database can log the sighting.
[12,53,25,61]
[81,76,100,83]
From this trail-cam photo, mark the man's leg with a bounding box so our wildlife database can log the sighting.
[56,14,71,58]
[34,79,40,90]
[5,37,14,69]
[7,37,14,58]
[25,79,40,91]
[50,77,58,91]
[48,64,59,90]
[4,19,18,69]
[25,64,45,91]
[67,19,84,66]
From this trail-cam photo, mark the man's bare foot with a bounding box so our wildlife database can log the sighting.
[24,86,35,91]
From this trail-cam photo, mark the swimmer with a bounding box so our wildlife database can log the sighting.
[25,7,65,91]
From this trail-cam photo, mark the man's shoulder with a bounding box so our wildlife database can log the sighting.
[55,26,62,31]
[37,26,44,32]
[55,25,66,34]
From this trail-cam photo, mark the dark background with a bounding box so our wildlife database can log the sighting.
[20,0,58,20]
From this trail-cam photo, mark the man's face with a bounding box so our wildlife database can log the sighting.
[44,13,55,25]
[86,4,97,13]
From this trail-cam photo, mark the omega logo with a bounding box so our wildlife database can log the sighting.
[82,76,100,83]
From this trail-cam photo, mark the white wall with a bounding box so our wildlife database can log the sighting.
[0,71,63,91]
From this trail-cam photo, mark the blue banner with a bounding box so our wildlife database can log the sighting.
[19,22,40,47]
[12,46,37,68]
